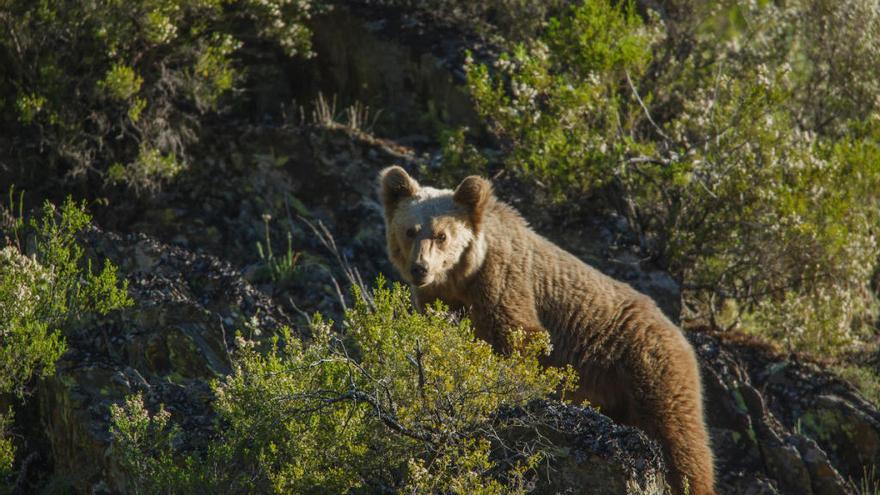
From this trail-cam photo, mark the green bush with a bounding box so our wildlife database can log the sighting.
[0,0,318,193]
[111,279,575,494]
[463,0,880,355]
[466,0,657,199]
[0,196,131,481]
[650,0,880,353]
[0,413,11,480]
[836,365,880,407]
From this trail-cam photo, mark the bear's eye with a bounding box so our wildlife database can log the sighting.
[406,227,416,239]
[436,232,447,242]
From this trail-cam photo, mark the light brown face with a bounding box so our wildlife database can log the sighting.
[388,197,475,287]
[378,166,492,289]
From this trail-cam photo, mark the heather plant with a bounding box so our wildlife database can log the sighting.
[0,0,318,193]
[0,196,131,482]
[464,0,880,354]
[641,1,880,353]
[714,0,880,137]
[108,396,187,495]
[111,279,576,493]
[423,127,489,186]
[659,73,880,353]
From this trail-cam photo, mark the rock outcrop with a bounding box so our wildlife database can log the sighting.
[693,330,880,494]
[502,401,668,495]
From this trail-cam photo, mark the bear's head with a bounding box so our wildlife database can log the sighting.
[378,166,491,288]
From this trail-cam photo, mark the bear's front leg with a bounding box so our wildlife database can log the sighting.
[413,286,468,314]
[468,302,550,357]
[413,286,440,313]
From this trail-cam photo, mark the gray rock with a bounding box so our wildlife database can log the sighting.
[501,401,668,495]
[692,330,876,494]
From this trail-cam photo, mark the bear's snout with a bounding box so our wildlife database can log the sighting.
[410,263,428,283]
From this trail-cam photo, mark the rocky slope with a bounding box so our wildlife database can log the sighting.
[15,118,878,494]
[18,222,668,494]
[695,330,879,494]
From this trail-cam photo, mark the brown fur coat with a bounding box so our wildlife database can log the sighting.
[380,167,715,495]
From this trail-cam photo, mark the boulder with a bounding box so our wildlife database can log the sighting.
[502,401,668,495]
[693,330,878,494]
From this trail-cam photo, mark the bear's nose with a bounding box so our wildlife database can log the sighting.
[411,264,428,280]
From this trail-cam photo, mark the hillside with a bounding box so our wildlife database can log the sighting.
[1,1,879,494]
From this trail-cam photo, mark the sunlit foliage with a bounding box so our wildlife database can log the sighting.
[464,0,880,354]
[111,280,575,493]
[0,0,318,192]
[0,197,131,481]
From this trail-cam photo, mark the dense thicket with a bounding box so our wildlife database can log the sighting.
[463,0,880,355]
[0,0,317,192]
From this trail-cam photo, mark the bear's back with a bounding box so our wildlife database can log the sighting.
[481,199,671,345]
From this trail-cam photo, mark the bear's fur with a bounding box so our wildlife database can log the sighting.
[379,166,716,495]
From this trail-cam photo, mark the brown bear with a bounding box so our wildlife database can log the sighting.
[379,166,715,495]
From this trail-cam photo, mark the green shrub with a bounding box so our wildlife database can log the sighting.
[0,0,318,193]
[466,0,657,200]
[836,365,880,407]
[0,413,12,480]
[464,0,880,355]
[108,395,191,495]
[0,195,131,481]
[111,279,575,493]
[1,196,132,396]
[423,126,489,186]
[661,76,880,354]
[654,0,880,353]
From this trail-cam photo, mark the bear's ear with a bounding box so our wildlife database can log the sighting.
[454,175,492,233]
[379,165,419,217]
